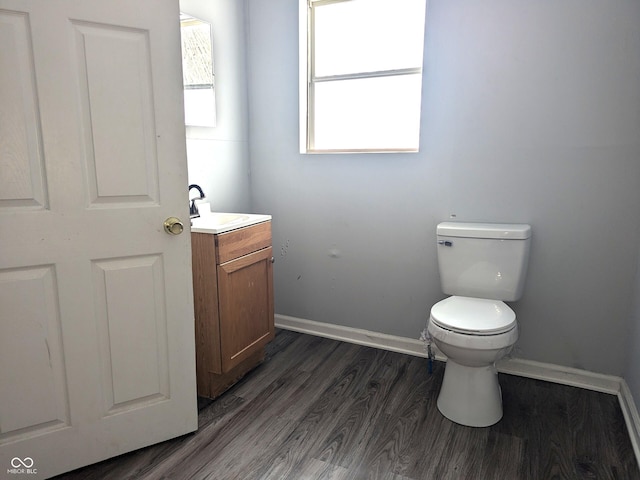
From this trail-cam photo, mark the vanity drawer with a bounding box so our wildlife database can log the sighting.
[214,221,271,264]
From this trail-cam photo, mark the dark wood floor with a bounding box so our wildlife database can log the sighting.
[56,329,639,480]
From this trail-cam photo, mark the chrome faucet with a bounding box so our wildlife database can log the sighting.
[188,184,205,217]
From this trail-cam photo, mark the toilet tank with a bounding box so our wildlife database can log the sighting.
[436,222,531,301]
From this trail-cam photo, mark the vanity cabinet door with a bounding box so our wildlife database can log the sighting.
[217,246,274,372]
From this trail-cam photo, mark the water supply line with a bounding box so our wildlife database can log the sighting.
[420,324,434,374]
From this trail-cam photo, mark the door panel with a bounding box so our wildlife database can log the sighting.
[0,266,69,439]
[0,10,48,210]
[74,21,160,204]
[0,0,197,477]
[92,255,170,411]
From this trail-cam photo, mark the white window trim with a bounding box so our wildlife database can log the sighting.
[299,0,310,153]
[299,0,425,154]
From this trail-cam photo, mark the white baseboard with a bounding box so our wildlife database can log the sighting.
[275,314,433,358]
[275,313,640,466]
[495,357,621,394]
[620,380,640,466]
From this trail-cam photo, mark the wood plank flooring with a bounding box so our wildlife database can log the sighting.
[55,329,640,480]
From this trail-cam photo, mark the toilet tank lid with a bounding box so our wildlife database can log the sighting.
[437,222,531,240]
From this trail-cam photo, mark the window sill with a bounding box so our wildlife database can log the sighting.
[302,148,419,154]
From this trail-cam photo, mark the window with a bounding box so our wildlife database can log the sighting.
[300,0,427,153]
[180,13,216,127]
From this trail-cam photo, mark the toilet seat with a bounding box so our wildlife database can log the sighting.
[430,296,516,335]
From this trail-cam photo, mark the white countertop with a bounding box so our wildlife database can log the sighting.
[190,212,271,234]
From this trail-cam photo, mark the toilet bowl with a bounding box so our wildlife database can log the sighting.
[428,296,518,427]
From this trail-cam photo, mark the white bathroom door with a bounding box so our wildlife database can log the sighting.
[0,0,197,477]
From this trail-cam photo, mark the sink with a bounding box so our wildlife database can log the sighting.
[190,212,271,234]
[204,213,249,225]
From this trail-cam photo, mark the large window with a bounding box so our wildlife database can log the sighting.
[300,0,427,153]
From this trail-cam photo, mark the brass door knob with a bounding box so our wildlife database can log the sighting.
[164,217,184,235]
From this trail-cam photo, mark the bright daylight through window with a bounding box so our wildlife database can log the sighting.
[181,13,216,127]
[300,0,427,153]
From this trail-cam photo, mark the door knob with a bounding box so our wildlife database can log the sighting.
[164,217,184,235]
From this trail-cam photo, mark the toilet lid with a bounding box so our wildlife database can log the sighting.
[430,296,516,334]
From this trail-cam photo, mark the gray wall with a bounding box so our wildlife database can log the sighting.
[246,0,640,376]
[181,0,252,213]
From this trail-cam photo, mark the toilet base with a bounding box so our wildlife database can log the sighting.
[436,359,503,427]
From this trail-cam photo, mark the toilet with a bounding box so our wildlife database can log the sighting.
[427,222,531,427]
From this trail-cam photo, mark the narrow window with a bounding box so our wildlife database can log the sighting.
[300,0,427,153]
[180,14,216,127]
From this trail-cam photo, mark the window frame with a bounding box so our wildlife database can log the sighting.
[299,0,425,154]
[180,13,216,128]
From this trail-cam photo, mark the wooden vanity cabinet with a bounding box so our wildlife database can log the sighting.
[191,221,274,399]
